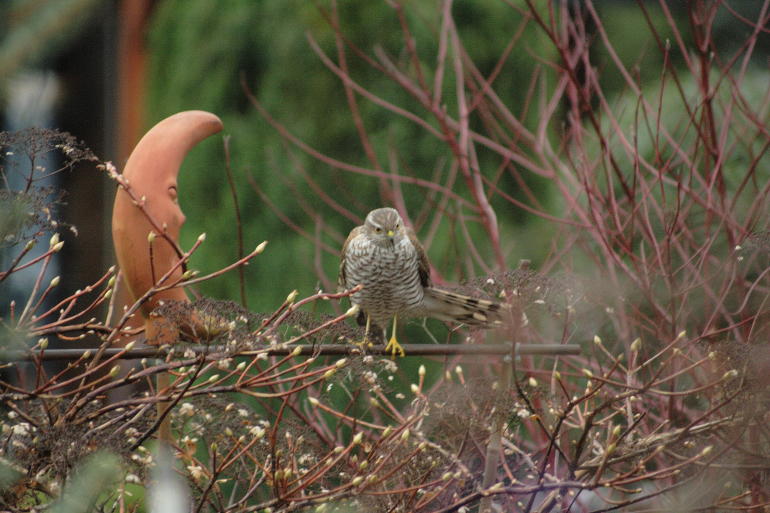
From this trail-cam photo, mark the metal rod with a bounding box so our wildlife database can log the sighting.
[1,343,580,361]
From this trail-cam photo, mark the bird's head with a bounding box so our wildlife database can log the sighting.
[364,207,405,247]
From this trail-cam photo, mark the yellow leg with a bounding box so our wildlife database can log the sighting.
[355,313,374,348]
[384,315,405,358]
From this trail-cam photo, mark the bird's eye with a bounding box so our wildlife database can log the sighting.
[375,227,382,233]
[395,223,400,229]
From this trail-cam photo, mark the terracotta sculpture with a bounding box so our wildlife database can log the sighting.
[112,110,223,345]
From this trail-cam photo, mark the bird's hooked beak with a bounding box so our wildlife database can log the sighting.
[386,229,395,247]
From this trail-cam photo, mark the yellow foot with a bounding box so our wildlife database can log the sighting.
[354,338,374,349]
[384,335,405,358]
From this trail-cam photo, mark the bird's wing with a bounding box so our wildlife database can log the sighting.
[338,225,364,292]
[406,226,431,288]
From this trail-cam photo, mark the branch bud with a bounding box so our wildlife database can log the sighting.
[285,290,299,304]
[147,231,156,244]
[630,337,642,352]
[255,240,268,253]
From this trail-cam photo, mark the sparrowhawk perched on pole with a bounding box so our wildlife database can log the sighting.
[339,207,504,357]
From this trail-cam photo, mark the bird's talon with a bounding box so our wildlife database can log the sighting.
[385,336,405,358]
[354,338,373,349]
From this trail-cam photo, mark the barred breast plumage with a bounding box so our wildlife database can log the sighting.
[343,227,424,327]
[339,208,504,356]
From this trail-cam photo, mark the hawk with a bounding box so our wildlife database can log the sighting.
[339,207,504,356]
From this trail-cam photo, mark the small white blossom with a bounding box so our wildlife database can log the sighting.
[12,423,31,436]
[187,465,206,481]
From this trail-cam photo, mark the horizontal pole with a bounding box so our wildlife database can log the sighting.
[1,343,580,362]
